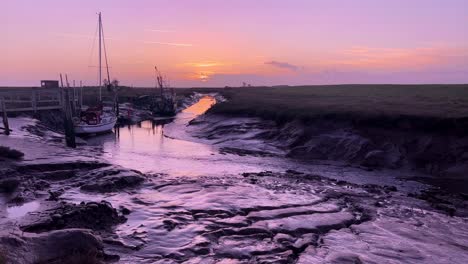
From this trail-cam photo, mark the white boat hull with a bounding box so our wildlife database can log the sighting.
[74,118,116,134]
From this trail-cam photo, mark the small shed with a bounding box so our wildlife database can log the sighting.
[40,80,59,88]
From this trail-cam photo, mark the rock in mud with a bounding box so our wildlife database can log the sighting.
[219,147,276,157]
[80,167,145,193]
[21,201,126,233]
[444,163,468,179]
[46,189,64,201]
[31,229,110,263]
[0,146,24,160]
[0,178,20,193]
[361,150,387,168]
[40,170,77,181]
[9,194,25,204]
[16,161,108,173]
[119,206,131,215]
[0,228,116,264]
[285,169,304,175]
[408,188,468,217]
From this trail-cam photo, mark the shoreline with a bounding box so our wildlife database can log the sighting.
[200,85,468,193]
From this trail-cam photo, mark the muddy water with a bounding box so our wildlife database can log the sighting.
[6,201,40,218]
[83,97,302,177]
[81,96,424,189]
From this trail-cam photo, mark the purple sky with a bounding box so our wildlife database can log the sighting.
[3,0,468,87]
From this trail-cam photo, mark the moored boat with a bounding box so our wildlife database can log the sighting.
[117,102,141,124]
[73,12,117,135]
[74,105,117,134]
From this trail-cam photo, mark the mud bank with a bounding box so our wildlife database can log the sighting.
[0,159,147,263]
[2,157,467,263]
[190,113,468,192]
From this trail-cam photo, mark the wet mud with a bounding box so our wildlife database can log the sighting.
[0,96,467,263]
[189,113,468,192]
[3,163,463,263]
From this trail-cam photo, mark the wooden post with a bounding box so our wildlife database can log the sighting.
[73,80,76,112]
[79,80,83,110]
[31,90,37,113]
[61,74,76,148]
[1,99,10,135]
[115,89,119,118]
[58,85,64,109]
[65,88,76,148]
[116,98,119,117]
[66,75,73,115]
[70,84,76,115]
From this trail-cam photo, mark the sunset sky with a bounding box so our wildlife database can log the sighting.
[3,0,468,87]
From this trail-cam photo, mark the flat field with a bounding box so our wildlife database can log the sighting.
[207,85,468,123]
[3,84,468,122]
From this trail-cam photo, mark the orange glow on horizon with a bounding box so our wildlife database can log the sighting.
[3,1,468,86]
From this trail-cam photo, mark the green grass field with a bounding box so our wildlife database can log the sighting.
[207,85,468,124]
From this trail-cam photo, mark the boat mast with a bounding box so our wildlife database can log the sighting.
[101,16,111,87]
[98,12,102,102]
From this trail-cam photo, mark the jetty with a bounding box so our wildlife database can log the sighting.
[0,81,81,146]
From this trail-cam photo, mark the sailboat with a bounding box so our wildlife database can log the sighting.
[74,12,117,134]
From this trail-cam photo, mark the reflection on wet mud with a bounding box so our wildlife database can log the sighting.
[83,96,301,177]
[183,96,216,115]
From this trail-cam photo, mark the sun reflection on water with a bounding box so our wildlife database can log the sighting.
[183,96,216,115]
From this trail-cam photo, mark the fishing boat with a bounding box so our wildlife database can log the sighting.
[74,12,117,134]
[150,66,177,117]
[117,102,134,123]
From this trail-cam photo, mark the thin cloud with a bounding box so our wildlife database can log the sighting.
[265,61,300,71]
[145,29,175,33]
[184,62,221,67]
[336,45,468,70]
[144,41,193,47]
[54,33,117,40]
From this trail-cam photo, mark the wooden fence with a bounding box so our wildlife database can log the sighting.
[0,88,64,112]
[0,87,79,137]
[1,87,81,147]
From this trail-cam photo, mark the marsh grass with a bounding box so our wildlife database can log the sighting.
[207,85,468,130]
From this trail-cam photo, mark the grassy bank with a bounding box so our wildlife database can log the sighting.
[207,85,468,131]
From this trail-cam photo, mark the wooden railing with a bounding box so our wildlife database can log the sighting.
[0,88,67,136]
[0,88,63,112]
[1,87,80,147]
